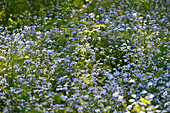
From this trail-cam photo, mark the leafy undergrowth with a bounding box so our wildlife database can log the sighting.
[0,0,169,113]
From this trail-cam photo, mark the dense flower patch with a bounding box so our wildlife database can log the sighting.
[0,0,169,112]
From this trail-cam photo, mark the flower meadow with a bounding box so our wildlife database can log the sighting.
[0,0,169,112]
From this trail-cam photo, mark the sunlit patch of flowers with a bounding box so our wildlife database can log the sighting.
[0,0,169,112]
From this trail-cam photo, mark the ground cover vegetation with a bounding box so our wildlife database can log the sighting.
[0,0,169,112]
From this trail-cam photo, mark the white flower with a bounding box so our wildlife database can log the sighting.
[148,94,154,99]
[97,37,101,40]
[141,90,147,94]
[105,18,110,23]
[146,14,150,18]
[131,94,136,98]
[95,109,100,112]
[129,79,135,83]
[118,96,123,100]
[147,82,153,87]
[47,50,53,54]
[155,110,161,113]
[0,56,6,60]
[139,111,145,113]
[89,13,95,18]
[127,105,133,110]
[164,102,170,107]
[129,99,135,102]
[112,92,119,97]
[133,13,137,17]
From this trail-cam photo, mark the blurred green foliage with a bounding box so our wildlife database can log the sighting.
[1,0,160,28]
[0,0,87,31]
[0,0,59,27]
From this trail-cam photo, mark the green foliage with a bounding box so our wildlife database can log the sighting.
[130,97,159,113]
[72,0,84,9]
[0,0,59,27]
[0,0,169,112]
[16,85,31,101]
[53,93,66,104]
[27,109,42,113]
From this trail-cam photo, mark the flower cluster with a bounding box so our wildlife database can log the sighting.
[0,0,169,112]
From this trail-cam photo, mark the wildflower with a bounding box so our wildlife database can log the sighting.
[84,95,89,100]
[47,50,53,54]
[105,19,110,24]
[119,28,125,31]
[112,92,119,97]
[95,109,100,113]
[127,105,133,110]
[0,56,6,60]
[129,79,135,83]
[89,13,95,18]
[60,95,67,101]
[129,99,135,102]
[118,96,123,101]
[141,90,147,94]
[131,94,136,98]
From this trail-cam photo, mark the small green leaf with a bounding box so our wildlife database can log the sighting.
[22,95,30,101]
[80,98,84,105]
[27,109,41,113]
[140,97,151,104]
[53,93,65,104]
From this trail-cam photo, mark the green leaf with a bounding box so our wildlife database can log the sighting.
[38,19,44,25]
[78,21,89,25]
[132,104,141,112]
[53,93,64,104]
[160,45,167,53]
[38,8,46,16]
[91,24,106,29]
[72,18,78,24]
[22,95,30,101]
[140,97,151,104]
[27,109,41,113]
[80,98,84,105]
[91,100,98,107]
